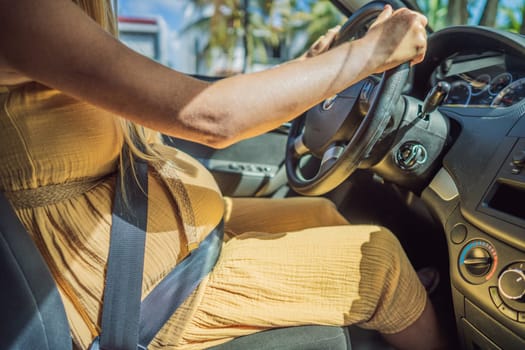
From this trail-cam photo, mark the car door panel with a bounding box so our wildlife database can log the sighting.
[165,130,288,197]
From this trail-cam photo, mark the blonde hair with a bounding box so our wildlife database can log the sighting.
[71,0,117,36]
[72,0,165,162]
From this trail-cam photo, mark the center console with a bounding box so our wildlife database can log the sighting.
[425,132,525,349]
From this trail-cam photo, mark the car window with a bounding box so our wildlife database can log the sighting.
[416,0,525,33]
[116,0,345,76]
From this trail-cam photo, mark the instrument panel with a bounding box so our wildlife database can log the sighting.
[431,51,525,108]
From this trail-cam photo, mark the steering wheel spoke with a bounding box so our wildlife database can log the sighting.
[292,132,310,158]
[319,143,345,174]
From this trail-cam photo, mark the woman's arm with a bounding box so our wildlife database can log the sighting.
[0,0,426,148]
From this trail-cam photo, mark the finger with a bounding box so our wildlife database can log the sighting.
[306,25,341,57]
[418,13,428,28]
[316,39,332,53]
[327,24,341,36]
[410,42,427,66]
[313,35,325,47]
[410,52,425,66]
[375,4,393,24]
[324,25,341,45]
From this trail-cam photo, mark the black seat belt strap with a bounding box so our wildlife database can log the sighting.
[138,221,223,346]
[91,148,223,349]
[96,151,149,350]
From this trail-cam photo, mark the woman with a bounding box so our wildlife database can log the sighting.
[0,0,447,349]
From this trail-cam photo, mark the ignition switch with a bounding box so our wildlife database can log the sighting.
[395,141,428,170]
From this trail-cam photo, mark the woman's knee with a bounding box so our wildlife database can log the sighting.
[307,197,348,226]
[354,227,426,333]
[355,228,409,305]
[363,228,404,269]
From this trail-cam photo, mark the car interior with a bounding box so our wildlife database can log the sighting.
[2,0,525,349]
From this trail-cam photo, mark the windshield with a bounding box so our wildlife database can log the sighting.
[116,0,524,77]
[117,0,345,76]
[416,0,525,32]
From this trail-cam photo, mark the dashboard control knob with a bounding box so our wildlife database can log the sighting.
[498,269,525,300]
[459,240,498,284]
[463,247,492,276]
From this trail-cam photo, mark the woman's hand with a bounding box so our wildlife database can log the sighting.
[299,25,341,60]
[360,5,428,73]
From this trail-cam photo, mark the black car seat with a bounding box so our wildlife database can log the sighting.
[0,193,72,350]
[0,193,351,350]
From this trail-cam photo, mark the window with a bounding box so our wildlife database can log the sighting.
[416,0,525,33]
[117,0,345,76]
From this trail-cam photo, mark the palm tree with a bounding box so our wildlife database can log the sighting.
[182,0,342,74]
[498,3,524,33]
[296,0,344,51]
[244,0,283,67]
[182,0,246,74]
[479,0,499,27]
[182,0,282,74]
[446,0,469,25]
[417,0,448,30]
[416,0,525,33]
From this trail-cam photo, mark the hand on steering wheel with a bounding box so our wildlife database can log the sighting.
[362,4,428,72]
[286,0,426,196]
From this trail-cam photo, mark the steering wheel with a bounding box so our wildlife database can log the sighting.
[285,0,410,196]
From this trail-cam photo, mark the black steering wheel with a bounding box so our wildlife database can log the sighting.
[285,0,410,196]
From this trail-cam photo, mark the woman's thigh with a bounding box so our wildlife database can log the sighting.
[223,196,349,238]
[175,223,426,349]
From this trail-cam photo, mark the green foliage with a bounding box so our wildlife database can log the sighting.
[184,0,344,74]
[498,7,520,32]
[417,0,448,30]
[299,1,345,50]
[417,0,525,32]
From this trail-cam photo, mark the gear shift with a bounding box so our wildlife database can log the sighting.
[420,81,450,119]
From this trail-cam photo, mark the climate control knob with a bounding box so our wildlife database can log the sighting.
[459,239,498,284]
[463,246,492,276]
[498,269,525,300]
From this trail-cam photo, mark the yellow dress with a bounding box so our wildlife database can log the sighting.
[0,83,427,349]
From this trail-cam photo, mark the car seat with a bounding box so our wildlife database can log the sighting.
[0,193,351,350]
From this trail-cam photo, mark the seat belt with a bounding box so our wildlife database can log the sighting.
[91,149,223,350]
[138,221,223,346]
[94,151,149,350]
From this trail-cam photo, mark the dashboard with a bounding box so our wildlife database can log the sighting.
[431,51,525,108]
[411,26,525,350]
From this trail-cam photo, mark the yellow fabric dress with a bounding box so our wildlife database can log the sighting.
[0,83,427,349]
